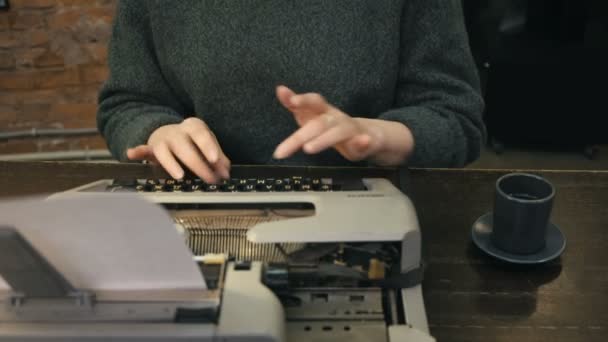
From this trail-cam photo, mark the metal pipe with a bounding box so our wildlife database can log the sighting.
[0,150,113,161]
[0,128,99,141]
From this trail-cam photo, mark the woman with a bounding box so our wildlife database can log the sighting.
[98,0,485,183]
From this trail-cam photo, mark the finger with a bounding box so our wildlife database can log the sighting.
[188,129,220,164]
[289,92,330,114]
[302,121,361,155]
[196,128,231,179]
[183,118,230,180]
[352,134,372,150]
[127,145,153,161]
[215,153,231,180]
[273,113,338,159]
[206,151,230,180]
[210,133,231,179]
[168,135,220,183]
[182,119,220,164]
[276,85,297,110]
[276,86,330,125]
[335,134,373,161]
[152,143,185,180]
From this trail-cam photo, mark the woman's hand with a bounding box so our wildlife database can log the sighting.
[126,117,231,183]
[273,85,415,166]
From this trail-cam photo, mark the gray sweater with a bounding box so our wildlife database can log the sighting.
[98,0,485,167]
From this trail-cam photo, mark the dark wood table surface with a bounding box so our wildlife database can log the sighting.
[0,161,606,342]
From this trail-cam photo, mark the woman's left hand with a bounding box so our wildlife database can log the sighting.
[273,85,414,166]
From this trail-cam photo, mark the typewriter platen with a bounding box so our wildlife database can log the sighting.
[4,173,434,341]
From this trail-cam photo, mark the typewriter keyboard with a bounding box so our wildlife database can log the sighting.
[111,177,367,192]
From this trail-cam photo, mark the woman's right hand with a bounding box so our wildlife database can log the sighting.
[126,117,230,183]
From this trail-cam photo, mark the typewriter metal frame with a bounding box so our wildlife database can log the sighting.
[0,177,435,341]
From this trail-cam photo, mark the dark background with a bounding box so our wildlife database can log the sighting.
[463,0,608,152]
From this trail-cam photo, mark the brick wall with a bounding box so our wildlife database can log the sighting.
[0,0,116,156]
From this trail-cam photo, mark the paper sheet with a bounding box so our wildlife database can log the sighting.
[0,193,206,296]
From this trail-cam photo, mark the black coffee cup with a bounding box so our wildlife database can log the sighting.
[491,173,555,255]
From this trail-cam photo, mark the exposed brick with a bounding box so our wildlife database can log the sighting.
[85,7,114,24]
[49,103,97,123]
[85,43,107,63]
[10,0,56,9]
[95,0,117,7]
[0,72,36,90]
[8,89,64,105]
[1,0,115,155]
[11,0,57,9]
[0,105,18,127]
[0,51,15,70]
[38,135,107,153]
[80,64,107,84]
[25,30,50,47]
[37,138,72,152]
[60,0,116,7]
[10,12,46,31]
[35,67,81,88]
[8,87,99,106]
[47,9,81,30]
[0,140,40,154]
[14,47,45,68]
[72,14,112,44]
[19,103,52,121]
[77,135,106,149]
[58,0,98,7]
[4,117,57,130]
[34,49,65,67]
[50,30,92,65]
[0,92,19,105]
[0,15,9,31]
[0,32,20,48]
[0,135,107,154]
[63,85,100,103]
[61,47,91,65]
[61,120,98,131]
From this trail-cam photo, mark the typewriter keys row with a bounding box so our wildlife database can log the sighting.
[133,177,336,193]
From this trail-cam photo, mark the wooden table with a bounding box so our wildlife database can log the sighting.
[0,161,606,342]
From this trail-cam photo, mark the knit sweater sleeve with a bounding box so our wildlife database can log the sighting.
[378,0,486,167]
[97,1,188,161]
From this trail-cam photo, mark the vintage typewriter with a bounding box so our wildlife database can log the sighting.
[0,172,435,342]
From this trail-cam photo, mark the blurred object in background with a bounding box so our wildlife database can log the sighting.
[464,0,608,158]
[0,0,115,160]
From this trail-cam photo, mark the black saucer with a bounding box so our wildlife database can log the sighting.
[471,212,566,264]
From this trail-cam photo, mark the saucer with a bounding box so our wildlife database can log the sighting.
[471,212,566,264]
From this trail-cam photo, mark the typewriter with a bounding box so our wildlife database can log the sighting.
[0,172,435,342]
